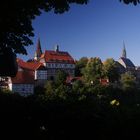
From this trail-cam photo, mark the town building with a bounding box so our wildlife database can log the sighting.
[117,44,135,73]
[33,39,75,80]
[0,39,75,96]
[117,43,140,82]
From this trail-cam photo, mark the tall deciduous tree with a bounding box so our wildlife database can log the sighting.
[75,57,88,76]
[55,70,68,86]
[0,0,138,76]
[0,0,138,55]
[82,57,103,84]
[120,72,136,90]
[120,0,140,5]
[103,58,120,83]
[0,0,88,54]
[0,0,88,76]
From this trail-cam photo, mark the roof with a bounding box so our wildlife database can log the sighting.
[11,71,34,84]
[17,58,45,71]
[115,61,126,73]
[118,57,135,68]
[40,50,75,64]
[66,76,82,83]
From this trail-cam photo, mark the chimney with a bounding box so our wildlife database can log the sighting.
[54,44,59,52]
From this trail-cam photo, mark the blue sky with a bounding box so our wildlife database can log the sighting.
[18,0,140,66]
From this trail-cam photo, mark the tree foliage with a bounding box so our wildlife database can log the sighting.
[0,0,88,54]
[120,0,140,5]
[120,72,136,90]
[55,70,68,86]
[103,58,120,82]
[75,57,88,76]
[0,0,139,55]
[82,57,103,84]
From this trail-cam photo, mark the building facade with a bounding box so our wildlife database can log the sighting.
[0,39,75,95]
[38,45,75,80]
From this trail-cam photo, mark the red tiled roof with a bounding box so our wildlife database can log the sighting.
[66,76,82,83]
[11,71,34,84]
[17,58,45,70]
[41,50,75,64]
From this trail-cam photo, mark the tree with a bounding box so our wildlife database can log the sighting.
[55,70,68,86]
[82,57,103,84]
[103,58,120,83]
[120,0,140,5]
[0,0,88,76]
[120,72,136,90]
[0,0,138,55]
[72,80,84,94]
[43,80,55,99]
[0,47,18,76]
[0,0,138,77]
[75,57,88,76]
[0,0,88,55]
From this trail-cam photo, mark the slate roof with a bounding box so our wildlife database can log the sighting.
[120,57,135,68]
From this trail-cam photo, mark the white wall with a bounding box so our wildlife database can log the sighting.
[9,84,34,96]
[35,70,47,80]
[46,63,75,69]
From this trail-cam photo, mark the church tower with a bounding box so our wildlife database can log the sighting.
[122,42,127,58]
[34,38,42,60]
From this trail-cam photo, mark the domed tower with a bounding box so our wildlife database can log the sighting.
[34,38,43,61]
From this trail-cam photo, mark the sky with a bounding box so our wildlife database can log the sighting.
[18,0,140,66]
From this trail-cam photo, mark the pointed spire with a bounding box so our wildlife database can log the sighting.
[34,38,42,60]
[122,41,127,58]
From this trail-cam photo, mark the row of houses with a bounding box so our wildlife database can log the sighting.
[0,40,139,96]
[0,39,75,96]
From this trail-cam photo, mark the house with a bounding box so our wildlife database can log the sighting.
[9,71,34,96]
[34,39,75,80]
[17,58,47,86]
[0,39,75,95]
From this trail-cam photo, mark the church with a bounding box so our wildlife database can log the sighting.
[117,43,135,73]
[117,43,140,82]
[1,39,75,96]
[0,41,140,96]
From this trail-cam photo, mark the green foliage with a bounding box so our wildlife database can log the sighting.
[55,70,68,86]
[0,0,138,55]
[2,81,140,139]
[44,80,55,98]
[120,72,136,90]
[72,80,84,93]
[75,57,88,76]
[0,0,88,54]
[82,57,103,84]
[55,84,68,100]
[103,58,120,82]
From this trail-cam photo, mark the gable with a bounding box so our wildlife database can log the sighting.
[41,50,75,64]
